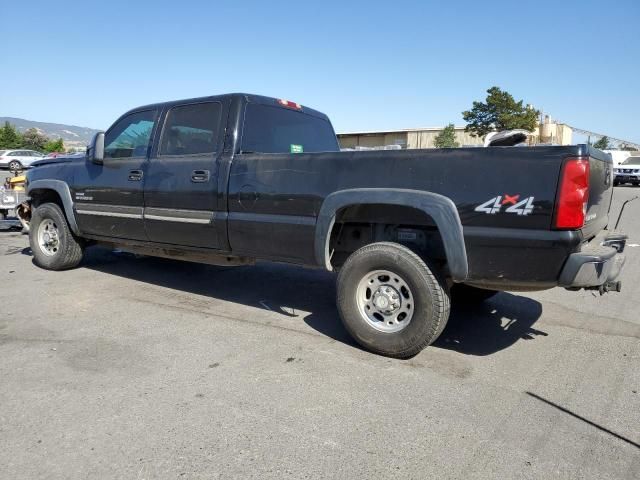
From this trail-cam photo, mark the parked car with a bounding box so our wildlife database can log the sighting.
[22,93,627,358]
[613,156,640,186]
[0,149,46,172]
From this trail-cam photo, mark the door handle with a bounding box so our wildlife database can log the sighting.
[128,170,143,181]
[191,170,210,183]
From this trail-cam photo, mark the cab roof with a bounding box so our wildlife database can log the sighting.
[128,93,331,121]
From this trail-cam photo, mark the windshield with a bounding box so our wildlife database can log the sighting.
[621,157,640,166]
[241,103,339,154]
[0,151,6,156]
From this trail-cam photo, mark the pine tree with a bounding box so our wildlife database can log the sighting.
[433,123,459,148]
[462,87,539,138]
[0,122,24,148]
[593,136,611,150]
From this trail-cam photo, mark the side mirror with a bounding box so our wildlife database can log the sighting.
[88,132,105,164]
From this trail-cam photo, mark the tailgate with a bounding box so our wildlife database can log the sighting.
[582,147,614,239]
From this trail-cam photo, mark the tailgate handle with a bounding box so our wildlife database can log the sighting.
[191,170,210,183]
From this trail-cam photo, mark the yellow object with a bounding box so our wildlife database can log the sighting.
[9,175,26,191]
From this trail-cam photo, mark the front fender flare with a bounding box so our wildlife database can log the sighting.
[27,179,80,235]
[314,188,468,281]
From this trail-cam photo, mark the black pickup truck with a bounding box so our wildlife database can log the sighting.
[24,93,627,358]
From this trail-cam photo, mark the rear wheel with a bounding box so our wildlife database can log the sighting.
[29,202,84,270]
[633,182,639,186]
[8,160,22,173]
[336,242,450,358]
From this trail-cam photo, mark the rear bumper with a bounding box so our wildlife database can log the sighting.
[558,231,627,290]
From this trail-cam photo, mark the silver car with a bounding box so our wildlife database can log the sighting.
[0,149,46,171]
[613,156,640,186]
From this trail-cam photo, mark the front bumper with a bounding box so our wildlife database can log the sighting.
[615,173,640,182]
[558,231,627,291]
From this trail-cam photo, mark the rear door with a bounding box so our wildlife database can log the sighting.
[227,100,339,263]
[143,100,227,248]
[73,109,158,240]
[24,151,43,167]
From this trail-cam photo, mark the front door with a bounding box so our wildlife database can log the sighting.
[73,109,158,240]
[143,100,226,249]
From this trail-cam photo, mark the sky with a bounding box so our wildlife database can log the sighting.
[2,0,639,143]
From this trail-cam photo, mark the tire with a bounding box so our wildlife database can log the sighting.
[29,202,84,270]
[8,160,22,173]
[452,284,499,303]
[613,180,620,186]
[336,242,450,358]
[633,182,639,186]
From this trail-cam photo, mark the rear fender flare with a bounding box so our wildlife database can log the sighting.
[315,188,468,281]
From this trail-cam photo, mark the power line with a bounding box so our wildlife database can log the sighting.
[563,124,640,149]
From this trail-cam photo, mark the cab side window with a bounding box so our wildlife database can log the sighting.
[104,110,157,159]
[159,102,222,156]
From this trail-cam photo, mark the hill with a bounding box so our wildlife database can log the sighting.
[0,117,100,151]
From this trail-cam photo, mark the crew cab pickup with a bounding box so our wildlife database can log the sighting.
[24,93,627,358]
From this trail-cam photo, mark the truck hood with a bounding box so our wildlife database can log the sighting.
[30,155,85,168]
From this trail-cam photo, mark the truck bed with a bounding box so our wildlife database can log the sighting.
[227,144,613,288]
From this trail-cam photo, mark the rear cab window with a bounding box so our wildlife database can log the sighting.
[241,103,339,154]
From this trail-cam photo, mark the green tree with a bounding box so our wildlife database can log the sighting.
[462,86,540,138]
[22,128,49,151]
[433,123,460,148]
[0,121,24,148]
[44,138,65,153]
[593,136,611,150]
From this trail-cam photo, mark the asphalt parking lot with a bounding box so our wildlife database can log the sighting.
[1,187,639,479]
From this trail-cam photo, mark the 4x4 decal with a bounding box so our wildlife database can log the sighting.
[475,194,535,216]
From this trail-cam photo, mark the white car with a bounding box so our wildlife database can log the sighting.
[0,149,46,171]
[613,156,640,186]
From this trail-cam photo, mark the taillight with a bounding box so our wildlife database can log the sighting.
[554,156,590,229]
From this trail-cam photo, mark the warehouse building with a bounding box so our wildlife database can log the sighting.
[338,117,573,150]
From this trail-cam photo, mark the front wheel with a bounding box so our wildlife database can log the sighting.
[29,202,84,270]
[336,242,450,358]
